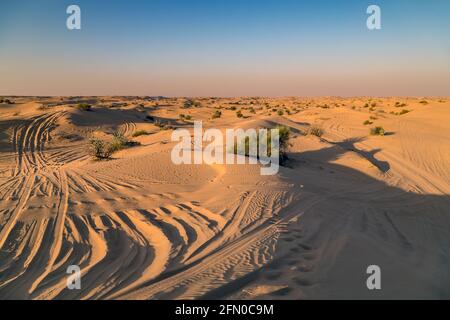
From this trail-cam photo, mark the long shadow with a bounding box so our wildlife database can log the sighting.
[198,143,450,299]
[326,137,390,172]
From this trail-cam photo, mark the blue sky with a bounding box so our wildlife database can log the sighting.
[1,0,449,96]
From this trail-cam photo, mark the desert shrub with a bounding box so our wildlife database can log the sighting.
[419,100,428,105]
[364,103,369,108]
[184,99,201,108]
[89,138,113,160]
[77,103,92,111]
[399,109,410,115]
[154,120,173,130]
[109,132,128,152]
[277,110,284,116]
[236,110,243,118]
[183,99,193,108]
[363,120,373,125]
[38,104,51,110]
[229,106,237,111]
[308,126,324,137]
[249,107,256,114]
[371,102,377,107]
[212,110,222,119]
[369,116,377,120]
[395,102,407,108]
[233,125,291,165]
[370,126,385,136]
[180,114,192,121]
[132,130,149,137]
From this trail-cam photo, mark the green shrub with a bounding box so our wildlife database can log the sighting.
[132,130,149,137]
[179,114,192,121]
[89,138,113,160]
[233,125,291,165]
[212,110,222,119]
[154,120,173,130]
[77,103,92,111]
[370,126,385,136]
[308,126,324,137]
[395,102,407,108]
[399,109,410,115]
[109,132,128,152]
[183,99,194,108]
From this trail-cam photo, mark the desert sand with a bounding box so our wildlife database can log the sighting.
[0,96,449,299]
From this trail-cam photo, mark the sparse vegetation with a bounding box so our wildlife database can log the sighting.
[132,130,149,137]
[154,120,174,130]
[308,126,324,137]
[399,109,410,115]
[363,120,373,125]
[236,110,243,118]
[277,110,284,116]
[109,132,129,152]
[232,125,291,165]
[212,110,222,119]
[370,126,386,136]
[89,138,114,160]
[184,99,202,108]
[77,103,92,111]
[89,131,141,160]
[419,100,428,105]
[1,98,14,104]
[179,114,192,121]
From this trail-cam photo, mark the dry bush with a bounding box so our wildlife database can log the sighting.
[308,126,324,137]
[370,126,385,136]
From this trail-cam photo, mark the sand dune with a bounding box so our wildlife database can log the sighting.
[0,97,449,299]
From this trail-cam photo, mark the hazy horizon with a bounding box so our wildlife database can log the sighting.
[1,0,450,96]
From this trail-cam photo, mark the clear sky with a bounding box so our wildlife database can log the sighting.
[1,0,449,96]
